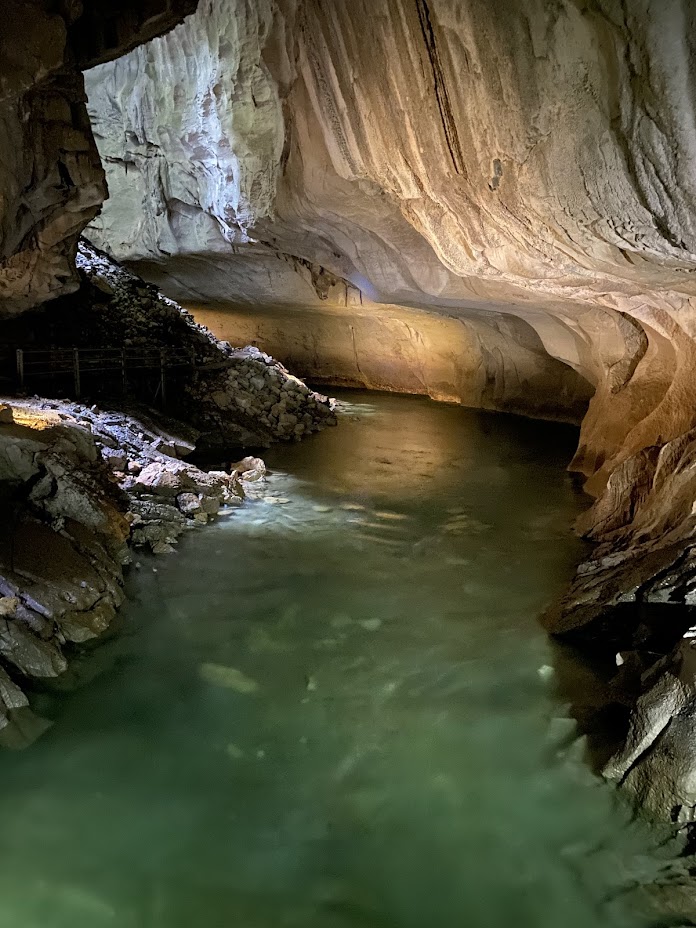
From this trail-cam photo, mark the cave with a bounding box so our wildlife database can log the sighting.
[2,0,696,924]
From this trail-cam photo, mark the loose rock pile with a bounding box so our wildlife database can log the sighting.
[203,347,334,442]
[56,399,246,553]
[72,240,337,446]
[0,396,266,748]
[2,239,337,447]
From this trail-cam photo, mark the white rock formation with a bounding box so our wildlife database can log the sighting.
[86,0,289,260]
[81,0,696,823]
[83,0,696,476]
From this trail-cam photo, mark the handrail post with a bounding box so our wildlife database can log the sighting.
[121,348,127,396]
[159,348,167,409]
[16,349,24,391]
[73,348,81,399]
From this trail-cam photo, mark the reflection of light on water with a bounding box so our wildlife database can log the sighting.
[220,473,419,562]
[288,391,483,499]
[0,390,680,928]
[334,399,380,417]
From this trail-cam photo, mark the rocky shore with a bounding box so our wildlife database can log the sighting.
[544,429,696,829]
[0,233,341,751]
[0,382,321,749]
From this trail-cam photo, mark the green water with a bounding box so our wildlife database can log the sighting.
[0,391,675,927]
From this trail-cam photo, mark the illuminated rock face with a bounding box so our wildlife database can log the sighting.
[83,0,696,818]
[191,303,592,422]
[84,0,696,474]
[0,0,197,315]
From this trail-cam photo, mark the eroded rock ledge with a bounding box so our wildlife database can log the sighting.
[0,0,198,315]
[0,396,273,748]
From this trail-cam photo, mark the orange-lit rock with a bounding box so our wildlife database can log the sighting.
[81,0,696,820]
[83,0,696,492]
[191,302,592,422]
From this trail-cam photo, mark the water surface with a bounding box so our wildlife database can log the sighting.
[0,391,674,927]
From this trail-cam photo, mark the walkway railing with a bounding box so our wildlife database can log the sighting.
[13,346,197,407]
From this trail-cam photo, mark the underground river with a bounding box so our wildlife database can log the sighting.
[0,391,678,927]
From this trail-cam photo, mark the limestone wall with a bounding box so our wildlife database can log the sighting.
[191,303,592,423]
[0,0,197,315]
[83,0,696,500]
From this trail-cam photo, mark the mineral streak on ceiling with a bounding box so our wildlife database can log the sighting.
[81,0,696,492]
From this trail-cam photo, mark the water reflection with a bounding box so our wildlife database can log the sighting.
[0,391,678,927]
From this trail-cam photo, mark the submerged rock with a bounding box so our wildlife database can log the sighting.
[199,663,259,694]
[359,619,382,632]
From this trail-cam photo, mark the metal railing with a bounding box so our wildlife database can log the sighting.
[13,346,197,407]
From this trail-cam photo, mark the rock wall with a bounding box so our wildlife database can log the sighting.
[82,0,696,825]
[0,0,197,316]
[83,0,696,493]
[191,303,592,423]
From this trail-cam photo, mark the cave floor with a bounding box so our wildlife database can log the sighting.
[0,391,676,927]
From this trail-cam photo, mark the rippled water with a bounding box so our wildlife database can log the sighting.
[0,391,677,927]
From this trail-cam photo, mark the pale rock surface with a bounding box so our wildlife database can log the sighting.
[85,0,696,459]
[82,0,696,825]
[0,0,198,315]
